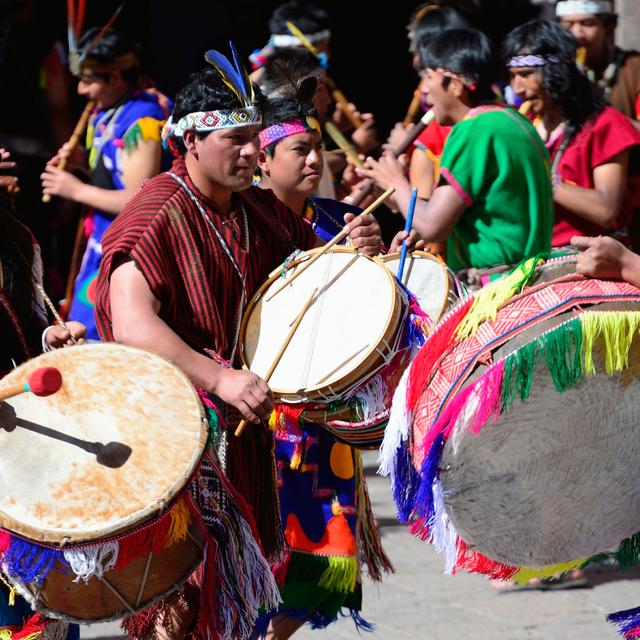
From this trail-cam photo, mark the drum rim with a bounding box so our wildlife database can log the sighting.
[0,342,208,544]
[239,247,402,401]
[379,250,452,323]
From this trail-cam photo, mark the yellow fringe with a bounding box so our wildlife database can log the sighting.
[581,311,640,376]
[318,555,358,594]
[0,630,12,640]
[511,558,588,585]
[456,256,544,341]
[129,116,163,141]
[166,499,191,546]
[268,410,277,431]
[0,573,16,606]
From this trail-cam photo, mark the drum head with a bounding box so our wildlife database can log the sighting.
[381,251,451,323]
[241,248,400,402]
[0,343,207,544]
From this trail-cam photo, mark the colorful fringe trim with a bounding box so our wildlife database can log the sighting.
[122,117,164,153]
[0,614,67,640]
[608,607,640,639]
[383,307,640,584]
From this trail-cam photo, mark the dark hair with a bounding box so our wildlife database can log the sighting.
[503,20,605,135]
[78,28,141,85]
[268,0,330,35]
[261,96,318,157]
[419,28,500,103]
[260,48,322,97]
[171,67,263,154]
[409,5,471,57]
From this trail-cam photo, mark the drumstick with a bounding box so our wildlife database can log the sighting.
[350,111,435,208]
[397,188,418,281]
[43,101,94,204]
[266,186,395,302]
[324,122,364,168]
[35,283,82,345]
[234,288,318,437]
[0,367,63,402]
[285,21,363,130]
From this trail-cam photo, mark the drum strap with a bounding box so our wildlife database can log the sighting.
[167,172,249,359]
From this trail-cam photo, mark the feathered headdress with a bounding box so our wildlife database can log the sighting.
[204,42,255,107]
[67,0,129,76]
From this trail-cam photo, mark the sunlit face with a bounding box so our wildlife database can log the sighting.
[559,13,608,58]
[420,68,458,125]
[191,125,261,192]
[259,130,324,198]
[509,67,548,115]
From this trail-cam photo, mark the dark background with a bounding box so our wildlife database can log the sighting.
[13,0,544,135]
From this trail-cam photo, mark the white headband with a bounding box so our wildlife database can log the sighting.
[166,107,262,138]
[271,29,331,48]
[556,1,614,16]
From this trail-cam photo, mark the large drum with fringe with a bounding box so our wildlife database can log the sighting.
[0,343,207,622]
[382,255,640,581]
[239,247,428,448]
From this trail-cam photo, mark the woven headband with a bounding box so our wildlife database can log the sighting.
[556,1,614,16]
[506,54,561,68]
[271,29,331,48]
[259,116,321,150]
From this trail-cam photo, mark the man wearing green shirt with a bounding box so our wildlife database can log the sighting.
[360,28,553,273]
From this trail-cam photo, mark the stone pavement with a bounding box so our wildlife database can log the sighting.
[81,452,640,640]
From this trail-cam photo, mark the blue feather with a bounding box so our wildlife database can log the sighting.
[229,41,254,102]
[204,45,249,105]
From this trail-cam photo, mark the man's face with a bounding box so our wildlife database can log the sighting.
[260,130,324,196]
[509,67,547,115]
[77,73,113,109]
[420,68,458,125]
[313,76,331,119]
[559,13,608,58]
[194,125,261,192]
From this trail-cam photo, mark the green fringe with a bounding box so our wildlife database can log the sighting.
[204,405,220,448]
[122,117,164,153]
[542,317,583,393]
[617,533,640,571]
[318,556,358,594]
[501,341,536,412]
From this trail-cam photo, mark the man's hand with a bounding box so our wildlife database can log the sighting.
[351,113,379,154]
[46,321,87,349]
[343,211,382,256]
[211,368,273,424]
[0,148,18,192]
[572,235,640,284]
[357,152,409,194]
[47,141,87,172]
[383,122,409,152]
[390,229,426,254]
[41,164,84,201]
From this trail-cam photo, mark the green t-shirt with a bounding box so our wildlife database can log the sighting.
[439,107,553,271]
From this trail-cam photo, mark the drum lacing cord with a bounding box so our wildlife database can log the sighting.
[299,251,333,391]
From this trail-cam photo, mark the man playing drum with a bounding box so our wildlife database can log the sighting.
[94,49,381,636]
[358,28,554,286]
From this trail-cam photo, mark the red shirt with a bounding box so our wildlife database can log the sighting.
[549,106,640,247]
[413,119,451,160]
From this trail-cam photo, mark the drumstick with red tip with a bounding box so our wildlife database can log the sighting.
[0,367,63,402]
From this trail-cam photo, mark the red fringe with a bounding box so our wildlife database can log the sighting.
[407,299,473,412]
[114,504,175,571]
[7,613,47,639]
[454,538,517,580]
[0,529,10,555]
[273,550,292,588]
[185,494,220,640]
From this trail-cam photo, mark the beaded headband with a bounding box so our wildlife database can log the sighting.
[506,54,561,68]
[259,116,321,151]
[556,1,614,16]
[271,29,331,48]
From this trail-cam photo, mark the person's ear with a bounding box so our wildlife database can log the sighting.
[108,70,122,86]
[258,149,271,176]
[450,77,465,99]
[183,130,198,156]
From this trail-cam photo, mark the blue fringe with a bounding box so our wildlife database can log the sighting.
[413,433,444,523]
[346,608,375,633]
[392,442,421,523]
[3,537,66,585]
[251,609,275,639]
[607,606,640,636]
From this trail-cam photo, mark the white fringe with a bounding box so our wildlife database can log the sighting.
[42,621,69,640]
[352,374,387,422]
[378,365,411,477]
[430,481,458,575]
[63,541,119,583]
